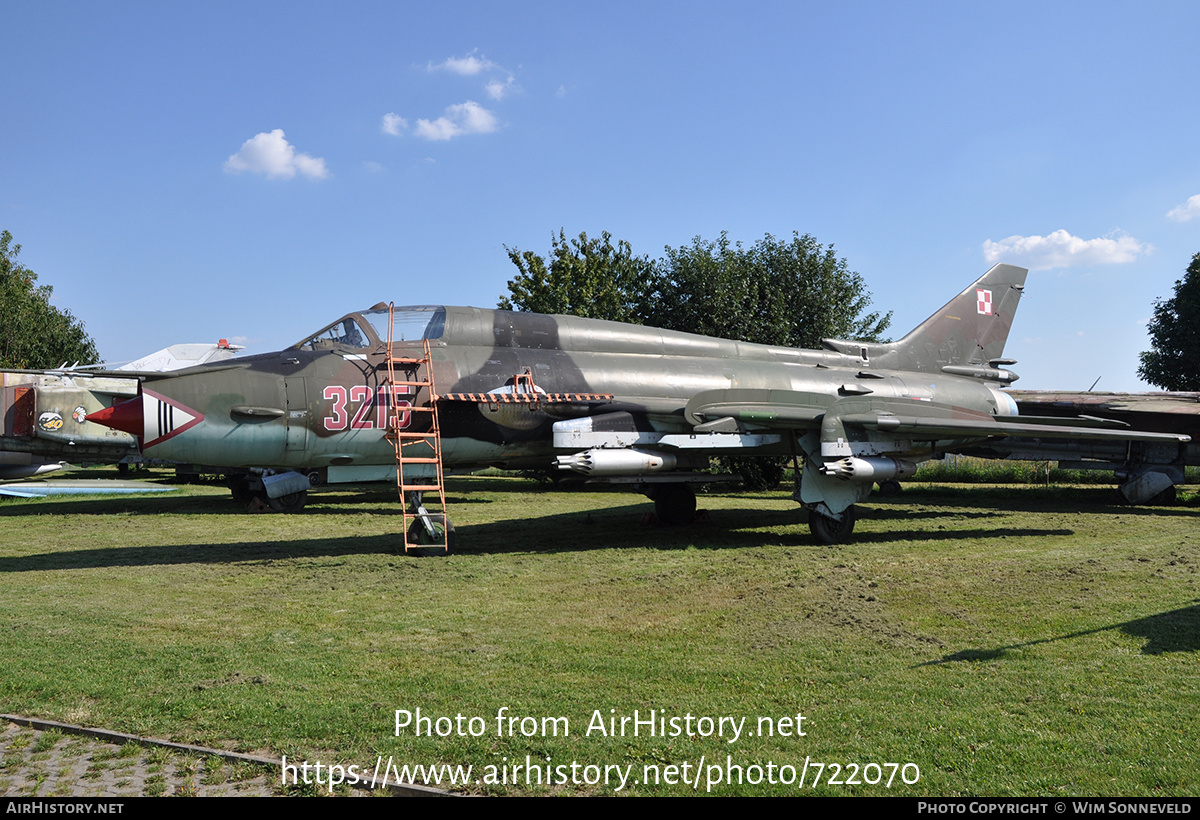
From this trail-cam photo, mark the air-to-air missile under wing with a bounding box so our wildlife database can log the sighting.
[84,264,1189,547]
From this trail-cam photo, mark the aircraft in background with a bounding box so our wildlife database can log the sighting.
[957,390,1200,505]
[121,340,244,372]
[82,264,1188,547]
[1,340,243,481]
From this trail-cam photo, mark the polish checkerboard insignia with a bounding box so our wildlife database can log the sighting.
[977,289,992,315]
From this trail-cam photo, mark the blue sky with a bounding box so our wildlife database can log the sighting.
[4,1,1199,390]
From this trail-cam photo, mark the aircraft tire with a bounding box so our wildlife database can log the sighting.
[877,479,902,497]
[267,489,308,513]
[406,514,455,556]
[1116,482,1179,506]
[810,505,856,545]
[227,475,254,504]
[1150,484,1178,506]
[654,483,696,526]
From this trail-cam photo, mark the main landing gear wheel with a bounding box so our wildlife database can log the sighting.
[1150,484,1178,506]
[877,479,902,497]
[267,489,308,513]
[653,483,697,526]
[227,474,254,504]
[1116,483,1178,506]
[407,513,455,556]
[810,505,856,545]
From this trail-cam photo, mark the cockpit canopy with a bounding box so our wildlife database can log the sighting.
[292,306,446,352]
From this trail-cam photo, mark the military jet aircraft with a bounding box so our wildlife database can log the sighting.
[960,390,1200,505]
[1,340,244,479]
[83,264,1188,547]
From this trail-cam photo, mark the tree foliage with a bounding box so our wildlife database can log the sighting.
[498,230,656,324]
[651,232,891,347]
[0,230,99,369]
[499,229,891,346]
[1138,252,1200,391]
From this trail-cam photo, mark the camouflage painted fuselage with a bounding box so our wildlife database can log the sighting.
[77,265,1198,542]
[125,301,1020,484]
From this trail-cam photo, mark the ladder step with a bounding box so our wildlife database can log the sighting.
[385,322,447,543]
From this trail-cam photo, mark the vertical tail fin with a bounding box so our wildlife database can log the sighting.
[825,264,1028,375]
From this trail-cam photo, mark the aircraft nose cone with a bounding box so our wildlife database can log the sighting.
[86,397,145,438]
[85,389,204,448]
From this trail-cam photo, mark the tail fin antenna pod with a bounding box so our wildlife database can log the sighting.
[824,264,1028,374]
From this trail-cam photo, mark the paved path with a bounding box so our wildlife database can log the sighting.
[1,717,451,797]
[0,721,280,797]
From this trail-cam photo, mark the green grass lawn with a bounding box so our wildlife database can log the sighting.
[1,473,1196,795]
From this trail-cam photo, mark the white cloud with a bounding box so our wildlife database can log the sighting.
[413,101,499,141]
[485,75,515,101]
[429,52,497,76]
[381,113,407,136]
[292,153,327,179]
[428,50,518,100]
[364,161,385,174]
[982,229,1150,270]
[223,129,329,179]
[1167,194,1200,222]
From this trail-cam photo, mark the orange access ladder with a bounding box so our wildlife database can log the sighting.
[384,303,450,553]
